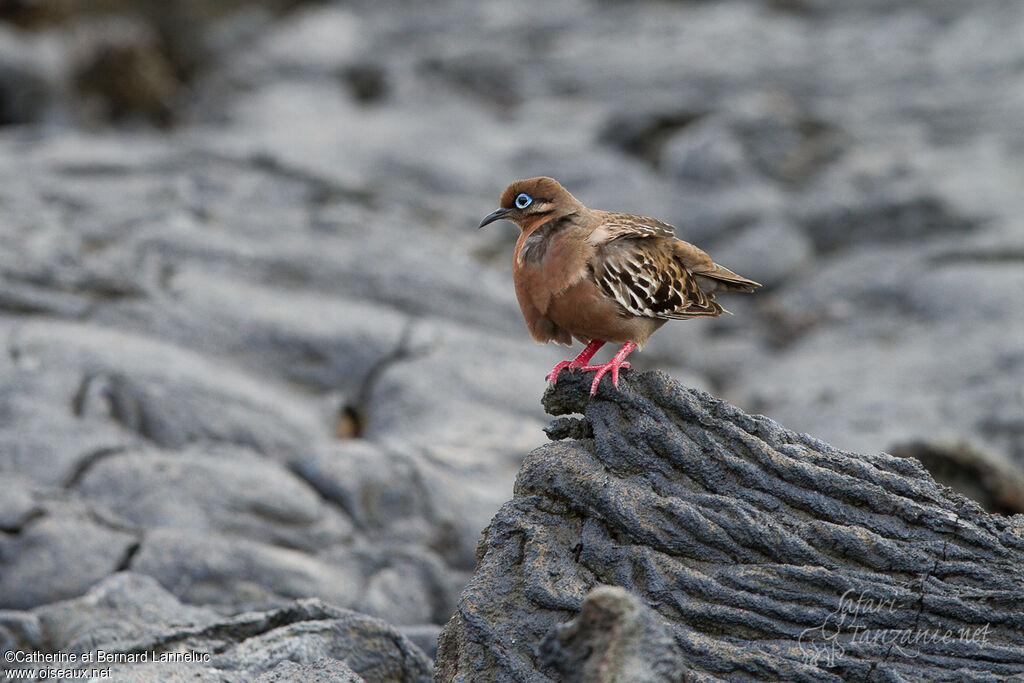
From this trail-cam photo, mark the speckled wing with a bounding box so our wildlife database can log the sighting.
[592,236,724,320]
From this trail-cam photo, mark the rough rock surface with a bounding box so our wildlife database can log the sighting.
[436,371,1024,681]
[538,586,687,683]
[0,572,432,682]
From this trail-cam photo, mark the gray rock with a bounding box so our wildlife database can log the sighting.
[212,608,433,682]
[34,572,220,656]
[128,528,363,609]
[72,446,354,552]
[0,507,138,610]
[293,441,437,539]
[293,438,496,583]
[98,662,243,682]
[0,475,44,532]
[356,558,445,627]
[436,371,1024,681]
[0,609,43,655]
[539,586,687,683]
[0,318,325,485]
[398,624,443,662]
[255,658,363,683]
[1,572,432,682]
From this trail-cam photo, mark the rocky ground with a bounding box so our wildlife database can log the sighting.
[1,0,1024,681]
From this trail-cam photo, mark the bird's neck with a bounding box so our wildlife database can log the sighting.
[519,213,555,234]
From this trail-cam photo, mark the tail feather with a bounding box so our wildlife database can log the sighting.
[695,262,761,293]
[672,240,761,293]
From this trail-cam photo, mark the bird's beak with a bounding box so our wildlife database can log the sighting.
[478,207,512,229]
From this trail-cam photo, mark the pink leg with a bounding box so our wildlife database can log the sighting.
[546,340,605,385]
[582,342,637,395]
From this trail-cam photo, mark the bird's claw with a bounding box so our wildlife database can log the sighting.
[546,359,588,385]
[583,361,631,395]
[546,361,572,385]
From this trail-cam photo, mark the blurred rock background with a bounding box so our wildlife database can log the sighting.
[1,0,1023,673]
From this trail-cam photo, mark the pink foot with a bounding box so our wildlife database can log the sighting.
[547,340,605,386]
[545,360,576,384]
[583,342,637,395]
[583,361,631,395]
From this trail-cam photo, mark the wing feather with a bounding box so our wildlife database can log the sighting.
[586,212,677,245]
[594,237,723,320]
[586,211,758,319]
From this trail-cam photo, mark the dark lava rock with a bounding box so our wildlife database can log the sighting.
[538,585,687,683]
[436,370,1024,681]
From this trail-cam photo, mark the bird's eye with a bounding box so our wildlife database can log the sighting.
[515,193,533,209]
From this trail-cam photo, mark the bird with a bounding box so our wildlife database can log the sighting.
[479,176,761,395]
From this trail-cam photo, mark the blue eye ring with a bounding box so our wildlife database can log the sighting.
[515,193,533,209]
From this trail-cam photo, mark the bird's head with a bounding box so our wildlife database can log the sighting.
[478,177,582,231]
